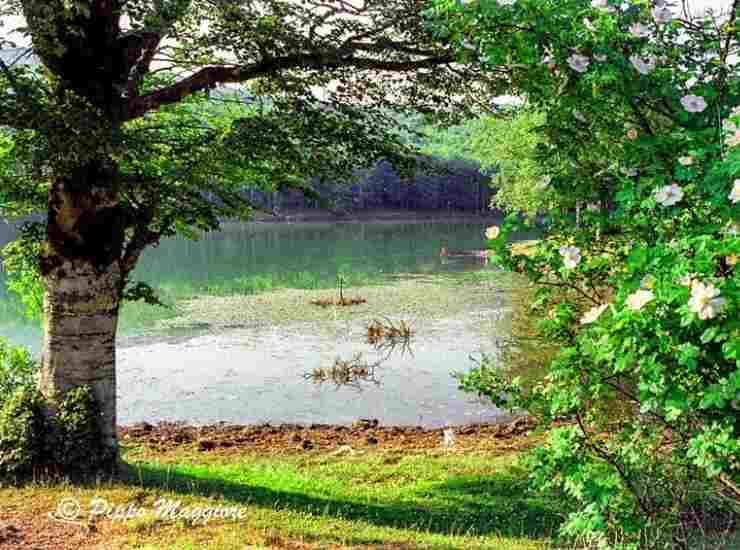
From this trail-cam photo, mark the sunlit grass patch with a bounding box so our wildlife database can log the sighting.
[0,445,561,550]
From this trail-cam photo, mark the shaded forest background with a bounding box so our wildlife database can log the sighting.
[252,158,494,214]
[203,89,496,215]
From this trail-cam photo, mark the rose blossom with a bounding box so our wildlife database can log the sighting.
[655,183,684,206]
[688,281,725,320]
[625,289,655,311]
[681,95,707,113]
[567,54,590,73]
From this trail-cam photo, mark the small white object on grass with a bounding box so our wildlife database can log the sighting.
[330,445,357,457]
[442,428,456,448]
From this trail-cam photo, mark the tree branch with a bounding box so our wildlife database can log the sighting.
[125,50,456,120]
[122,31,163,99]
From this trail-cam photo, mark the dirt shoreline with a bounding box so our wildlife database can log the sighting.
[119,416,543,457]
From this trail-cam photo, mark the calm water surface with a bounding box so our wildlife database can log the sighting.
[0,219,524,427]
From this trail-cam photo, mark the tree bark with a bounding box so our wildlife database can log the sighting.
[38,165,126,469]
[39,260,122,462]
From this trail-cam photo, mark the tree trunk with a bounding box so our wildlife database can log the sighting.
[39,260,122,463]
[38,164,126,470]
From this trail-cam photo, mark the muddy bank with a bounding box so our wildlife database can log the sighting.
[120,416,544,458]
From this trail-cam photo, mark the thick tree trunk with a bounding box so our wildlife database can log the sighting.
[39,260,122,462]
[38,165,127,470]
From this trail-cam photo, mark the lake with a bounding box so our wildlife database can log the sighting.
[0,219,526,428]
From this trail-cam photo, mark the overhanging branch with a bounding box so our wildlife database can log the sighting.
[125,51,456,120]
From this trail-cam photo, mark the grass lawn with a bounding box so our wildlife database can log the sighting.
[0,434,562,550]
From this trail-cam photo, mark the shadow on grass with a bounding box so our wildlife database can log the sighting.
[122,461,564,542]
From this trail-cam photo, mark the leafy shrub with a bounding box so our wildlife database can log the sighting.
[0,386,46,476]
[54,385,114,475]
[0,337,38,410]
[433,0,740,548]
[0,339,111,479]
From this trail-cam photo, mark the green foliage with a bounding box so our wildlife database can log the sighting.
[0,386,46,476]
[0,383,112,479]
[420,116,485,161]
[432,0,740,548]
[0,222,44,322]
[0,337,110,478]
[0,336,38,410]
[54,385,114,474]
[469,111,553,217]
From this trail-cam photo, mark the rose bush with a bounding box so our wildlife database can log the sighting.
[433,1,740,548]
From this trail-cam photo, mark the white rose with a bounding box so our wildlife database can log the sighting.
[730,179,740,204]
[727,131,740,148]
[567,54,590,73]
[688,281,725,320]
[681,95,708,113]
[485,226,501,240]
[625,289,655,311]
[652,5,673,23]
[630,54,657,75]
[580,303,609,325]
[559,245,582,269]
[629,22,652,38]
[654,183,684,207]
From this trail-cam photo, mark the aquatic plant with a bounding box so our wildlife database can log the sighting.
[366,317,413,346]
[304,353,382,389]
[309,276,368,307]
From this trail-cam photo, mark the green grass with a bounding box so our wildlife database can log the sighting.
[130,452,561,545]
[1,447,562,549]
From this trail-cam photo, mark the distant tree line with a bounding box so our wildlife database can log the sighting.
[243,157,495,213]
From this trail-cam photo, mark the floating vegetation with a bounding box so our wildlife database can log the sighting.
[367,317,413,346]
[304,353,382,389]
[310,296,367,307]
[154,273,515,339]
[310,276,367,308]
